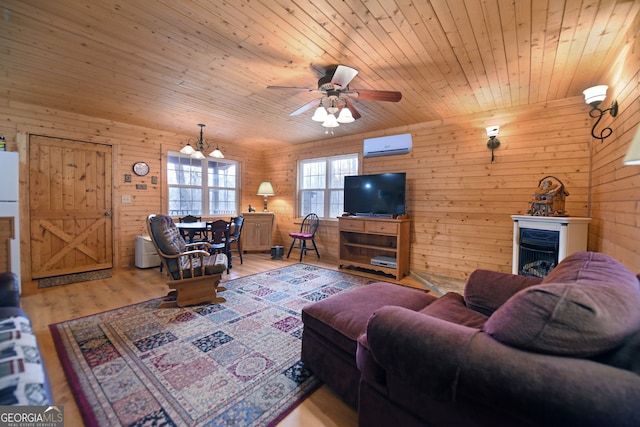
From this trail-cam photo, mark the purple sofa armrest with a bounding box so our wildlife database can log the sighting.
[366,305,479,400]
[0,272,20,308]
[463,269,542,315]
[366,305,640,427]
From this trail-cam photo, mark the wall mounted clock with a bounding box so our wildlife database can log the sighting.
[133,162,150,176]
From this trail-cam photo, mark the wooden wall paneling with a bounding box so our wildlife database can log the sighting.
[3,24,639,283]
[589,11,640,272]
[263,97,592,281]
[261,132,364,255]
[3,102,263,280]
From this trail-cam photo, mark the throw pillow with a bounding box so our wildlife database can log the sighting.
[464,269,542,316]
[483,251,640,356]
[419,292,488,329]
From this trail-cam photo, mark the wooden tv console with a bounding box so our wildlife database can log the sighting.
[338,216,410,280]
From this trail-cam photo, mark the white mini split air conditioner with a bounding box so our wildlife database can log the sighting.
[363,133,412,158]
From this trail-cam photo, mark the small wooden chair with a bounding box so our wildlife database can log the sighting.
[147,214,228,307]
[206,219,231,273]
[228,216,244,265]
[287,213,320,262]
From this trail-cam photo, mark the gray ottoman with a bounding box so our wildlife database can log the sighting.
[301,281,436,408]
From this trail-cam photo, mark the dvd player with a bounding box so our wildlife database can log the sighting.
[370,256,397,268]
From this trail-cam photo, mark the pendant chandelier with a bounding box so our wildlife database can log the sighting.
[180,124,224,159]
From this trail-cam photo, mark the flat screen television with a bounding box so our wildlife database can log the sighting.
[344,173,406,217]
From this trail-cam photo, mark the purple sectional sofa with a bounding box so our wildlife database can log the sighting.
[302,251,640,426]
[301,281,437,409]
[0,272,53,406]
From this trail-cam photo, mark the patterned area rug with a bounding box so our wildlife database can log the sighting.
[39,270,112,288]
[50,264,372,427]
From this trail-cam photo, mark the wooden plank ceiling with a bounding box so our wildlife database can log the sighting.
[1,0,638,148]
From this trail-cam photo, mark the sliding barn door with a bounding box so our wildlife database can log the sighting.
[29,135,113,278]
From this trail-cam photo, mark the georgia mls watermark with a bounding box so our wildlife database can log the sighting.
[0,405,64,427]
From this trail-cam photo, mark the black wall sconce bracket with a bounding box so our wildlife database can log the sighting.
[487,136,500,163]
[588,100,618,141]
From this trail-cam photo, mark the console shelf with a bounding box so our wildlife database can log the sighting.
[338,216,410,280]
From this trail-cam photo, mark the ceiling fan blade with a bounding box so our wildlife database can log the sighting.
[267,85,319,93]
[290,99,320,116]
[351,89,402,102]
[344,98,362,120]
[331,65,358,88]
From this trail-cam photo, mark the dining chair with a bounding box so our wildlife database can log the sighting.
[227,216,244,264]
[179,214,204,241]
[286,213,320,262]
[207,219,231,274]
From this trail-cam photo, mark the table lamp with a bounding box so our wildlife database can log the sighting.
[257,181,275,212]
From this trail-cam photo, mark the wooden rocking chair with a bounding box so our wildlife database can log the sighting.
[147,214,228,307]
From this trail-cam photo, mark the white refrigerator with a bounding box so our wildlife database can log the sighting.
[0,152,20,293]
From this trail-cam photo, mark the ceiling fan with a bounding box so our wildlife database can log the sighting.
[267,65,402,127]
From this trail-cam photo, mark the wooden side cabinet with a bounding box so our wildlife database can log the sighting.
[241,212,274,252]
[338,216,410,280]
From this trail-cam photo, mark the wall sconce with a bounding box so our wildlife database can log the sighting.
[486,126,500,163]
[583,85,618,141]
[257,181,275,212]
[623,125,640,166]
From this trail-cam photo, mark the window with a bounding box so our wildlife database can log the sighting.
[298,154,358,219]
[167,152,239,216]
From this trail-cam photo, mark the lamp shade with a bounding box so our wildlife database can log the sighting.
[257,181,275,196]
[311,106,328,122]
[191,150,206,160]
[583,85,608,106]
[623,125,640,166]
[486,126,499,137]
[180,144,196,155]
[209,148,224,158]
[322,114,339,128]
[337,107,355,123]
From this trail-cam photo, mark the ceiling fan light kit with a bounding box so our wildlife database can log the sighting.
[268,64,402,133]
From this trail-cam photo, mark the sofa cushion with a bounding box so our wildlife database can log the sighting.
[419,292,488,328]
[484,252,640,357]
[149,214,186,255]
[302,282,436,355]
[464,269,542,316]
[149,214,187,276]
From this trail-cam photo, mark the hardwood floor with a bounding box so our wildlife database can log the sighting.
[22,254,426,426]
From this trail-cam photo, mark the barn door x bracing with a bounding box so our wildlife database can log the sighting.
[29,135,113,279]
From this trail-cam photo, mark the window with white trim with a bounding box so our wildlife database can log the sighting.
[167,152,239,216]
[298,154,358,219]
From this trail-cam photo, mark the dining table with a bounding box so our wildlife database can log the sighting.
[175,220,234,268]
[175,221,209,242]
